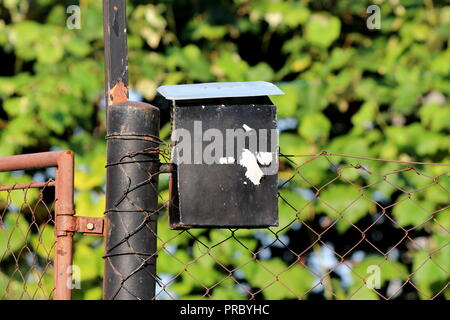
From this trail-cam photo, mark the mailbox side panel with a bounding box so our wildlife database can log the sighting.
[169,100,278,228]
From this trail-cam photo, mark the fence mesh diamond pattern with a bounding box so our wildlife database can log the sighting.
[155,152,449,300]
[0,180,56,299]
[0,150,448,300]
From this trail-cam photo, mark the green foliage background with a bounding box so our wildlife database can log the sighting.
[0,0,449,300]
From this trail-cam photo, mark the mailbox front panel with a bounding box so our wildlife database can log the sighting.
[169,98,278,229]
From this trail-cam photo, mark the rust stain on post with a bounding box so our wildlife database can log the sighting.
[108,81,128,105]
[103,0,129,109]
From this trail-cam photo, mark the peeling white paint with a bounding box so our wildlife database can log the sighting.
[239,149,264,185]
[219,156,235,164]
[256,152,272,166]
[242,124,253,132]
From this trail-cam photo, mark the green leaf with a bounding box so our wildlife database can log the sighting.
[75,191,105,218]
[298,112,331,142]
[327,48,355,70]
[352,255,408,284]
[244,258,314,299]
[178,45,213,82]
[247,62,274,82]
[83,287,103,300]
[270,83,301,118]
[0,213,29,259]
[392,194,434,228]
[191,23,227,41]
[279,133,309,156]
[211,279,245,299]
[419,103,450,131]
[305,13,341,48]
[351,101,378,133]
[185,259,223,288]
[392,83,421,114]
[278,189,310,221]
[283,5,310,28]
[318,185,372,233]
[347,285,379,300]
[64,36,91,57]
[3,97,31,117]
[35,28,64,64]
[73,241,103,281]
[348,255,408,300]
[30,224,55,260]
[413,248,449,299]
[9,21,41,60]
[214,51,249,82]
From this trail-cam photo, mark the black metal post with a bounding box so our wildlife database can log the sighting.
[102,0,160,300]
[103,102,160,300]
[103,0,128,109]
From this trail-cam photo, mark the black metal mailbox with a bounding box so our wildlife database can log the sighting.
[157,81,284,229]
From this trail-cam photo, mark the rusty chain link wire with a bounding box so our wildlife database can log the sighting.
[0,179,56,299]
[2,149,446,300]
[153,151,449,300]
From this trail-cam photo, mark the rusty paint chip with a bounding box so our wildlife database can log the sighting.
[108,81,128,105]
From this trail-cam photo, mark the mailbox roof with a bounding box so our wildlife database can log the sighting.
[157,81,284,100]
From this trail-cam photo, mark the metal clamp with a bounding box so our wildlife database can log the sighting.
[56,215,104,236]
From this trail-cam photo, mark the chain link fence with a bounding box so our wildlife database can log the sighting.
[0,179,56,299]
[1,149,448,300]
[155,152,449,300]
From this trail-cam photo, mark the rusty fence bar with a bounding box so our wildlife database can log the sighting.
[53,151,75,300]
[0,181,56,191]
[0,151,74,300]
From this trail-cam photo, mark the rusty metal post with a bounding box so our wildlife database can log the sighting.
[54,151,75,300]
